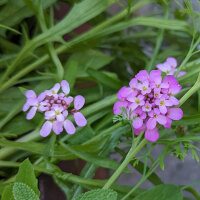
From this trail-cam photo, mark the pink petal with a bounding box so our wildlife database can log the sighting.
[74,112,87,127]
[45,111,55,119]
[145,128,159,142]
[117,87,132,100]
[22,102,30,112]
[169,96,179,105]
[129,103,138,111]
[64,119,76,134]
[74,95,85,110]
[61,80,70,95]
[169,84,182,95]
[27,98,38,106]
[132,117,143,129]
[52,121,63,135]
[113,101,128,114]
[52,83,60,93]
[163,75,178,86]
[177,71,186,77]
[25,90,36,98]
[40,121,52,137]
[134,124,146,135]
[135,70,149,82]
[150,70,162,84]
[129,78,138,88]
[164,117,172,129]
[56,114,64,122]
[26,107,37,120]
[65,96,73,105]
[37,91,47,102]
[146,118,157,130]
[157,115,167,125]
[166,57,177,68]
[168,108,183,120]
[159,105,167,114]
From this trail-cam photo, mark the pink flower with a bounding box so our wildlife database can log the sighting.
[155,97,172,114]
[128,95,145,110]
[146,108,167,129]
[113,66,183,142]
[23,80,87,137]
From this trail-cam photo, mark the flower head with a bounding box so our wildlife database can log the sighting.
[156,57,186,77]
[23,80,87,137]
[113,68,183,142]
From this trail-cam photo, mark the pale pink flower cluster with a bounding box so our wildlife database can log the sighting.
[23,80,87,137]
[156,57,186,77]
[113,70,183,142]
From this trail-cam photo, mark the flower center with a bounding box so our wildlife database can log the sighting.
[55,110,60,115]
[156,84,160,88]
[143,86,147,91]
[154,114,158,118]
[146,105,150,109]
[155,93,159,97]
[52,90,56,94]
[160,101,165,106]
[135,99,140,104]
[166,70,170,74]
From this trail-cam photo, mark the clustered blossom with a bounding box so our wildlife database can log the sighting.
[23,80,87,137]
[113,69,183,142]
[156,57,186,77]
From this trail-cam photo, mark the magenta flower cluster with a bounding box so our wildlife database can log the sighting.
[156,57,186,77]
[113,69,183,142]
[23,80,87,137]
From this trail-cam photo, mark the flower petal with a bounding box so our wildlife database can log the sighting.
[168,108,183,120]
[56,114,64,122]
[159,105,167,114]
[52,121,63,135]
[25,90,36,98]
[40,121,52,137]
[135,70,149,82]
[164,117,172,129]
[45,111,55,119]
[64,119,76,134]
[132,117,143,129]
[26,107,37,120]
[113,101,128,114]
[145,128,159,142]
[166,57,177,68]
[52,83,60,93]
[61,80,70,95]
[37,91,47,102]
[74,112,87,127]
[27,98,38,106]
[169,96,179,105]
[74,95,85,110]
[157,115,167,125]
[146,118,157,130]
[117,86,132,100]
[22,102,30,112]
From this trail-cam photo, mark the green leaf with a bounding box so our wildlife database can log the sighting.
[64,59,78,90]
[173,114,200,126]
[12,182,39,200]
[87,68,122,90]
[75,189,118,200]
[15,159,40,197]
[2,184,14,200]
[60,142,130,173]
[133,184,183,200]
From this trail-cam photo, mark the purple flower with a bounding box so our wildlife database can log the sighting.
[23,80,87,137]
[156,57,186,77]
[113,66,183,142]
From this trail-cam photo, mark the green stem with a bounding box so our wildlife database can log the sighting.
[179,72,200,106]
[184,187,200,200]
[103,138,148,189]
[147,5,169,72]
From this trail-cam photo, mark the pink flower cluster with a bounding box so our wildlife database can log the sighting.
[113,70,183,142]
[23,80,87,137]
[156,57,186,77]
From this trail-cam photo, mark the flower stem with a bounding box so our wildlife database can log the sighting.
[179,72,200,107]
[103,138,148,189]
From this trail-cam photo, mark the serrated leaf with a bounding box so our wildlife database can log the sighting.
[75,189,118,200]
[15,159,40,197]
[12,182,39,200]
[133,184,183,200]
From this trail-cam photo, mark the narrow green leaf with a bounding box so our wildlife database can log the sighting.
[133,184,183,200]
